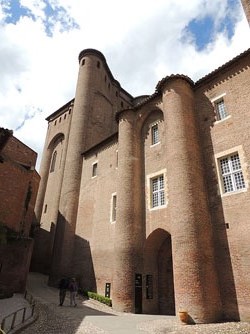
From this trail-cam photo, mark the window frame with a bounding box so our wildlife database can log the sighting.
[151,123,160,146]
[211,93,230,122]
[110,193,117,223]
[146,170,167,210]
[215,146,247,196]
[92,161,98,178]
[50,150,57,173]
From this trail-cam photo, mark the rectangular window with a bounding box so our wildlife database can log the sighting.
[219,153,245,193]
[215,99,228,120]
[92,162,98,177]
[151,124,159,145]
[151,175,165,208]
[111,194,117,222]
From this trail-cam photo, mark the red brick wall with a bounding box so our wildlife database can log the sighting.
[0,137,40,236]
[0,239,33,293]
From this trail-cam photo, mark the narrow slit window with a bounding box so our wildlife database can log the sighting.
[111,194,117,222]
[92,162,98,177]
[50,151,57,172]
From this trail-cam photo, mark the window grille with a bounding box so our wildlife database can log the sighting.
[220,153,245,193]
[215,99,228,120]
[151,124,159,145]
[152,175,165,207]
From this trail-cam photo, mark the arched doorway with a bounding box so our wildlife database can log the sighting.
[143,228,175,315]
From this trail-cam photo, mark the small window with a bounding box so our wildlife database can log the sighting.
[151,175,165,208]
[92,162,98,177]
[219,153,245,193]
[50,151,57,172]
[116,150,118,168]
[81,58,85,66]
[151,124,159,145]
[44,204,47,213]
[97,61,100,68]
[111,194,117,222]
[215,99,228,120]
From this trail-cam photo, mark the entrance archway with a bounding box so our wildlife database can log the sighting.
[143,228,175,315]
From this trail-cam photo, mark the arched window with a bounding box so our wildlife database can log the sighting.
[50,150,57,172]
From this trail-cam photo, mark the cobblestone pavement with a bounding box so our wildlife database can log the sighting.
[16,273,250,334]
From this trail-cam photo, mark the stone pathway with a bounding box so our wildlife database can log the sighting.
[7,273,250,333]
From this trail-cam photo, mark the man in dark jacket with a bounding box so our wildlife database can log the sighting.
[58,277,69,306]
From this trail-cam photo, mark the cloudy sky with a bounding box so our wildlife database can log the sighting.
[0,0,249,169]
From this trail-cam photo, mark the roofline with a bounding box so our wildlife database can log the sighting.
[82,132,118,157]
[195,48,250,87]
[46,98,74,121]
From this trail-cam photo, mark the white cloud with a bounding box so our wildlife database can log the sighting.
[0,0,249,170]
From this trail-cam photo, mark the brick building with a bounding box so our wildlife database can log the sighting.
[33,2,250,324]
[0,128,40,295]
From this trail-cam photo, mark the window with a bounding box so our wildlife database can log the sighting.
[215,99,228,120]
[44,204,47,213]
[151,175,165,208]
[111,194,117,222]
[151,124,159,145]
[92,162,98,177]
[219,153,245,193]
[50,151,57,172]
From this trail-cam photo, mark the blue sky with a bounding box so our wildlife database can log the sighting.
[0,0,249,168]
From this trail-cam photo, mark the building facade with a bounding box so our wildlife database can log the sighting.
[0,129,40,295]
[33,4,250,324]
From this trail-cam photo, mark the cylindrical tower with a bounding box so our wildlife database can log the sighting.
[50,50,104,280]
[34,132,53,223]
[241,0,250,25]
[113,109,138,312]
[160,76,221,323]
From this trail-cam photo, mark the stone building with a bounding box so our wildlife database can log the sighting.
[33,2,250,324]
[0,128,40,295]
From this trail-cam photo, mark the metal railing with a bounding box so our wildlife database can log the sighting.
[1,291,35,334]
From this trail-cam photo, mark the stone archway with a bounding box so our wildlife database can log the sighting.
[143,228,175,315]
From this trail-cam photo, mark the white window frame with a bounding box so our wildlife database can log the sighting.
[110,193,117,223]
[211,93,230,122]
[92,161,98,178]
[146,170,167,210]
[215,146,247,196]
[151,124,159,146]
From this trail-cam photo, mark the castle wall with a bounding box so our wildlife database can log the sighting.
[195,54,250,321]
[34,47,250,322]
[73,138,118,294]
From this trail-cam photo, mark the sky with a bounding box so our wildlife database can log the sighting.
[0,0,249,170]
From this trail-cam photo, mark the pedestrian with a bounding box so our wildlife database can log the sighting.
[68,277,78,307]
[58,277,69,306]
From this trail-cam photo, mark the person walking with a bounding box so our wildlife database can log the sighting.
[68,277,78,307]
[58,277,69,306]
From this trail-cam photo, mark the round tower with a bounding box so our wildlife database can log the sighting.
[160,76,221,323]
[50,49,106,280]
[113,109,143,313]
[241,0,250,25]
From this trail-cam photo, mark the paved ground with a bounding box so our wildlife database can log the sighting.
[1,272,250,333]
